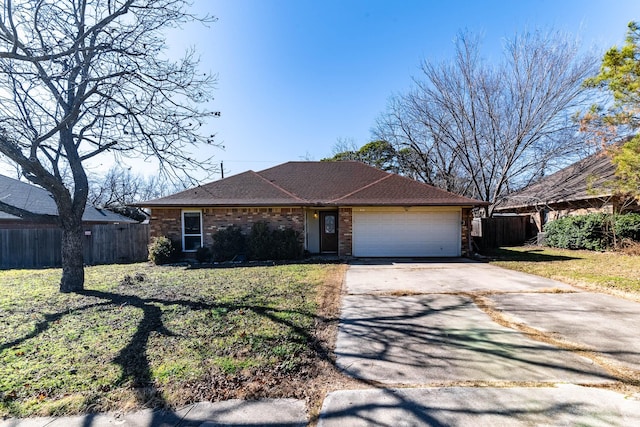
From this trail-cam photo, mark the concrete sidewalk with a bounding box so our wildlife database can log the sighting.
[0,399,307,427]
[318,386,640,426]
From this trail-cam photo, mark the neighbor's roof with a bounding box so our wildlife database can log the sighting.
[141,161,486,207]
[494,151,617,211]
[0,174,136,223]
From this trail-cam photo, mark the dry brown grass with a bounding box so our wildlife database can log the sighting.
[619,239,640,256]
[304,263,368,426]
[488,246,640,298]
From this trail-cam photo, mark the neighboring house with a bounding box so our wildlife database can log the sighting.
[494,151,640,234]
[0,174,136,228]
[140,161,487,258]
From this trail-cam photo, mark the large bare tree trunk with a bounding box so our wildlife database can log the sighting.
[0,0,218,294]
[60,221,84,293]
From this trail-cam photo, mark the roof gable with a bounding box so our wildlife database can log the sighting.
[258,161,390,202]
[142,161,486,207]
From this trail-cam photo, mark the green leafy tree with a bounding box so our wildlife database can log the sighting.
[584,22,640,198]
[323,140,401,172]
[355,140,399,171]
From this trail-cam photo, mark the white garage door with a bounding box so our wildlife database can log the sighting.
[352,209,461,257]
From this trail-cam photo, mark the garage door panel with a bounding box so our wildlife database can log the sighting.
[353,210,460,257]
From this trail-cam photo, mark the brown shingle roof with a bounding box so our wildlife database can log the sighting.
[494,151,617,211]
[141,161,486,207]
[145,171,304,206]
[258,161,389,202]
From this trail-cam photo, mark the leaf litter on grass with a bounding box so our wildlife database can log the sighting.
[0,262,344,417]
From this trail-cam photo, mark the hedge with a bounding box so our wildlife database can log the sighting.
[210,222,303,262]
[211,225,246,262]
[543,213,640,251]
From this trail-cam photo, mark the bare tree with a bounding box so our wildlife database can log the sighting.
[88,166,187,221]
[0,0,219,292]
[375,31,598,215]
[325,137,360,160]
[375,95,471,194]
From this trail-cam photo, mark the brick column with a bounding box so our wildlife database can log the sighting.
[461,208,472,256]
[338,207,352,257]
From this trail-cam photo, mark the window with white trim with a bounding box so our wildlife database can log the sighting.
[182,210,202,251]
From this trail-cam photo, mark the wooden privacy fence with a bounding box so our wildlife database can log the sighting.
[471,216,529,250]
[0,223,149,269]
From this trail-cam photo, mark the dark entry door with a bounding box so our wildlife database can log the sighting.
[320,211,338,253]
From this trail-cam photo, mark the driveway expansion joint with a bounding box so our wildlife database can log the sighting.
[328,261,640,424]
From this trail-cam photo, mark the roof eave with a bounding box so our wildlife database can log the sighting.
[140,202,312,208]
[141,201,489,208]
[494,193,615,211]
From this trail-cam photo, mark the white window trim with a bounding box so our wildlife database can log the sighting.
[181,209,203,252]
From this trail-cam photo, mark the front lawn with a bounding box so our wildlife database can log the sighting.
[0,262,345,418]
[487,246,640,295]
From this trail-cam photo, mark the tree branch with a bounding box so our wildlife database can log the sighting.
[0,199,59,223]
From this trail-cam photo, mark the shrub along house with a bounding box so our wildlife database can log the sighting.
[141,161,487,258]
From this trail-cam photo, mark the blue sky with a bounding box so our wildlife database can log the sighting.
[161,0,640,179]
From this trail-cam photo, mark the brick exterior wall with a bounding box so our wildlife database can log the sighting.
[149,207,305,250]
[149,208,182,244]
[461,208,472,256]
[499,196,640,235]
[150,206,469,257]
[338,207,353,257]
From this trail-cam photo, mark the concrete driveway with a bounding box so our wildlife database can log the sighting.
[319,259,640,426]
[344,258,576,294]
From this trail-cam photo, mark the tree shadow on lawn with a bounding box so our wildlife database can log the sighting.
[0,301,113,353]
[483,247,580,262]
[1,285,326,425]
[4,280,638,426]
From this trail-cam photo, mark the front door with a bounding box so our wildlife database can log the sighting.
[320,211,338,253]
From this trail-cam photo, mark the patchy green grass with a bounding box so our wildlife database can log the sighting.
[487,246,640,294]
[0,262,344,417]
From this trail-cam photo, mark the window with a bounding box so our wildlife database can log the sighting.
[324,214,336,234]
[182,211,202,251]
